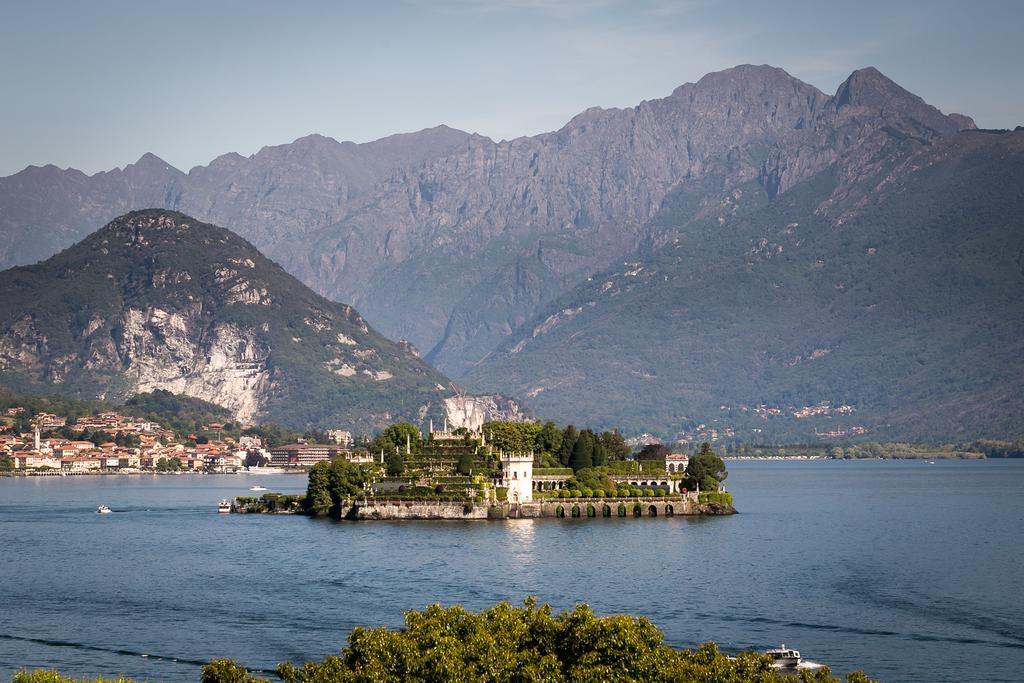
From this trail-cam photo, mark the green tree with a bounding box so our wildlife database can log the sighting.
[306,458,373,516]
[569,429,595,472]
[11,670,137,683]
[114,432,140,448]
[483,421,543,453]
[558,425,579,467]
[456,451,473,476]
[370,422,421,455]
[534,421,563,456]
[599,430,631,460]
[637,443,671,460]
[684,442,728,492]
[329,458,369,501]
[385,450,405,477]
[200,659,269,683]
[267,599,877,683]
[155,457,182,473]
[567,467,616,494]
[305,461,333,515]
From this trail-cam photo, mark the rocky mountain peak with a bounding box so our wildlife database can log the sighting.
[98,209,226,242]
[948,113,978,130]
[131,151,174,168]
[674,64,823,100]
[833,66,959,134]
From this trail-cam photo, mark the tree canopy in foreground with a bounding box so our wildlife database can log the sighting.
[12,600,875,683]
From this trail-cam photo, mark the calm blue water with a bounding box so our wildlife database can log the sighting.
[1,460,1022,682]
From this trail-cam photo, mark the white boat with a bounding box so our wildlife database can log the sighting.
[96,505,112,514]
[249,485,267,491]
[218,499,231,513]
[765,645,802,668]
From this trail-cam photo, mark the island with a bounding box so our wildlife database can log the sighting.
[231,421,735,520]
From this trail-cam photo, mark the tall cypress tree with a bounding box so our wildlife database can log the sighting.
[569,430,594,472]
[559,425,579,467]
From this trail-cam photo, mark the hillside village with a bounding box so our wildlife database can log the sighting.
[0,407,268,473]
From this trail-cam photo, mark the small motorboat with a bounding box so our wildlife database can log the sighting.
[218,499,231,513]
[96,505,112,514]
[765,645,802,668]
[249,485,267,491]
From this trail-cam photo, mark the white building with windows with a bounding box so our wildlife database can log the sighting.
[665,453,689,474]
[498,452,533,503]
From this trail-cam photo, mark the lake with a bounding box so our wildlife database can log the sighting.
[1,460,1022,682]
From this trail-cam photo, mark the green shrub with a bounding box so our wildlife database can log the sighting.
[18,599,878,683]
[618,487,631,497]
[533,467,573,475]
[644,488,655,497]
[201,659,269,683]
[580,487,593,498]
[699,491,734,506]
[593,488,605,498]
[558,489,569,498]
[11,671,137,683]
[631,488,643,497]
[569,489,582,498]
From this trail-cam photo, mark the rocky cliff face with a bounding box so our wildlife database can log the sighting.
[0,66,974,379]
[443,394,528,431]
[300,66,974,374]
[0,210,457,431]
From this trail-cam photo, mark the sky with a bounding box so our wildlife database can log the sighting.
[1,0,1022,177]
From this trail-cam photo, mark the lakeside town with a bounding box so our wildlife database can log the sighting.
[0,406,355,475]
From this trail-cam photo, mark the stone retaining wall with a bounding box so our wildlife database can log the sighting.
[339,500,489,520]
[253,491,733,520]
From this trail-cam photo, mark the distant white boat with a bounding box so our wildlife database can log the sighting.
[96,505,112,514]
[765,645,802,668]
[218,499,231,513]
[249,485,267,491]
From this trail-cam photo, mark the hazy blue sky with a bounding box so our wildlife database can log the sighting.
[1,0,1021,176]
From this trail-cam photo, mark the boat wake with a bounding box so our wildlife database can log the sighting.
[0,633,276,675]
[797,660,825,670]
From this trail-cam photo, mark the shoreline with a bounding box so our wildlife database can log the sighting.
[232,492,737,520]
[0,468,308,477]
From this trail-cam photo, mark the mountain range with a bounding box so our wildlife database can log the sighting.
[1,65,1021,441]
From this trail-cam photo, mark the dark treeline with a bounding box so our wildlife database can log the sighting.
[480,421,632,471]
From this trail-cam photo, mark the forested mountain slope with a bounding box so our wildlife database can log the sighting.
[0,210,455,431]
[464,130,1024,441]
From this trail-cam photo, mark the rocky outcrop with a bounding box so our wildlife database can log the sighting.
[119,310,271,422]
[443,394,529,431]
